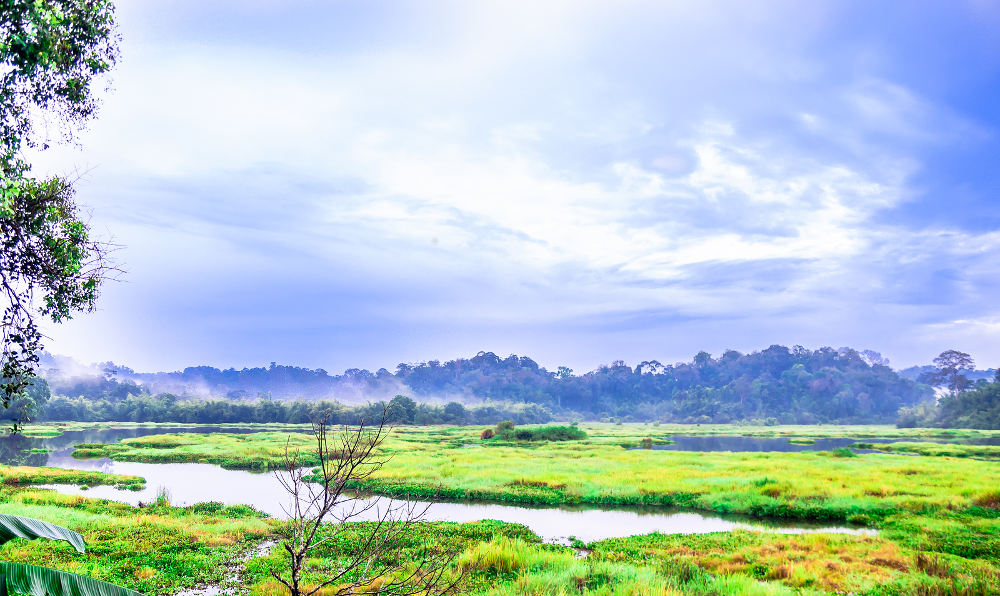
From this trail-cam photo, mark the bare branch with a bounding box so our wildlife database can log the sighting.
[271,407,469,596]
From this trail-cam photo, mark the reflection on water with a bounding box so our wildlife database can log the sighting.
[0,425,307,470]
[6,425,297,464]
[1,426,878,543]
[0,433,50,467]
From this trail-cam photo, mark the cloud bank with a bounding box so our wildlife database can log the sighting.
[31,0,1000,373]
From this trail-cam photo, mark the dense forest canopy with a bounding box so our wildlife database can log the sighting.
[27,345,943,425]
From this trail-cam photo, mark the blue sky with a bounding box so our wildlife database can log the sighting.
[32,0,1000,373]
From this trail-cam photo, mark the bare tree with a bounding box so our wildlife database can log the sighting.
[272,409,466,596]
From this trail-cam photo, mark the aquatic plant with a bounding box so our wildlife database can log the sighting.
[0,514,141,596]
[153,487,170,508]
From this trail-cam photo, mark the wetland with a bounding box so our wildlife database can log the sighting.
[2,422,999,594]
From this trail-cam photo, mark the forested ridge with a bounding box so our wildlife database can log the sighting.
[27,345,936,425]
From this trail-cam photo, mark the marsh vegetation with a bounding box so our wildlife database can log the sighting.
[0,421,998,594]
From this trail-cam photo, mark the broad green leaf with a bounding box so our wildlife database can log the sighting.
[0,562,143,596]
[0,515,84,554]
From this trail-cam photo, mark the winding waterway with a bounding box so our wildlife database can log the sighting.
[2,426,878,544]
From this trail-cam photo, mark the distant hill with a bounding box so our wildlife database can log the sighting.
[38,345,933,424]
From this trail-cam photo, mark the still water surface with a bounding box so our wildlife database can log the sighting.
[4,426,877,544]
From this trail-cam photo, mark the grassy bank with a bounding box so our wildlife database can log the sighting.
[0,464,145,490]
[51,423,1000,592]
[589,529,1000,594]
[1,447,999,596]
[0,488,273,595]
[72,425,1000,522]
[4,486,996,596]
[853,441,1000,459]
[72,431,315,471]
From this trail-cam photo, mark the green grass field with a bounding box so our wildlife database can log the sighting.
[70,423,1000,520]
[0,464,145,490]
[3,422,999,594]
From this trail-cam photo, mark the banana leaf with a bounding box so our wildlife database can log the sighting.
[0,563,143,596]
[0,516,84,554]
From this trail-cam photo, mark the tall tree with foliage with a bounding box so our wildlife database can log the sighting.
[920,350,975,395]
[1,0,119,425]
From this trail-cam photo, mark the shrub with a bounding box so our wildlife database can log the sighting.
[972,490,1000,510]
[154,487,171,507]
[480,428,495,440]
[494,425,588,442]
[496,420,515,432]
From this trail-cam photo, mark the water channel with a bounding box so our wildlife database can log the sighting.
[1,426,882,544]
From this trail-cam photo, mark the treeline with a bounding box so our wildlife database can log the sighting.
[898,376,1000,430]
[42,359,404,402]
[395,346,929,424]
[36,393,553,426]
[37,345,934,424]
[895,350,999,429]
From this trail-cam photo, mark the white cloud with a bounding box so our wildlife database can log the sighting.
[26,0,1000,371]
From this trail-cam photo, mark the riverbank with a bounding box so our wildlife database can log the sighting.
[1,484,996,595]
[0,464,144,490]
[67,425,1000,522]
[5,422,1000,593]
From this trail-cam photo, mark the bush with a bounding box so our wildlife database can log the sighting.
[496,420,516,432]
[480,428,495,440]
[972,490,1000,510]
[154,487,171,507]
[496,425,588,442]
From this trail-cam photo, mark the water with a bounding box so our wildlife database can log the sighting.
[0,425,296,468]
[2,426,876,544]
[37,460,873,544]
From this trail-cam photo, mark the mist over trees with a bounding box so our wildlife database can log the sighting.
[38,394,554,427]
[896,351,1000,429]
[35,345,938,425]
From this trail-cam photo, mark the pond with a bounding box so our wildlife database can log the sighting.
[2,426,875,544]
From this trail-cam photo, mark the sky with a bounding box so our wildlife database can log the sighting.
[30,0,1000,374]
